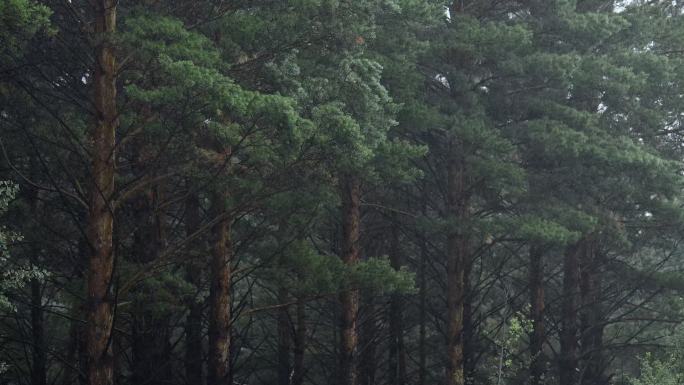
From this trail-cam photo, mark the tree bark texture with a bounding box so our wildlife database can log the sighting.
[580,239,606,385]
[359,295,377,385]
[85,1,117,384]
[207,192,232,385]
[338,175,361,385]
[446,154,469,385]
[560,242,581,385]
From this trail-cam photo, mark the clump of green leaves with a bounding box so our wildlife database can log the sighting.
[0,0,52,57]
[629,352,684,385]
[268,240,415,296]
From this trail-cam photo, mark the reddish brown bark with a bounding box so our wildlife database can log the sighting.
[560,242,581,385]
[339,175,361,385]
[207,192,232,385]
[529,245,546,385]
[85,1,118,384]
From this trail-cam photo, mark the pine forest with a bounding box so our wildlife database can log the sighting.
[4,1,684,385]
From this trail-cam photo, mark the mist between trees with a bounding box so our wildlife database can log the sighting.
[3,1,684,385]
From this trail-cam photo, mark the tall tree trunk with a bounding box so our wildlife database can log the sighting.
[388,220,406,385]
[31,279,46,385]
[278,287,291,385]
[419,193,428,385]
[359,295,377,385]
[184,192,204,384]
[292,297,306,385]
[85,1,117,384]
[529,245,546,385]
[446,155,468,385]
[338,175,361,385]
[580,239,605,385]
[463,262,475,385]
[419,247,428,385]
[27,175,46,385]
[207,192,232,385]
[560,242,581,385]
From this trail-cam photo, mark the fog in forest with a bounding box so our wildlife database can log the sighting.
[2,1,684,385]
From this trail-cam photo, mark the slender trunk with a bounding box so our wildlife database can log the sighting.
[31,279,46,385]
[27,178,46,385]
[579,241,594,385]
[419,249,428,385]
[278,287,291,385]
[184,192,204,384]
[446,155,468,385]
[419,194,428,385]
[79,307,89,385]
[529,245,546,385]
[86,2,117,384]
[338,175,361,385]
[560,242,581,385]
[359,296,377,385]
[580,239,605,385]
[463,262,474,385]
[207,192,232,385]
[388,221,406,385]
[68,243,87,385]
[62,306,80,385]
[292,298,306,385]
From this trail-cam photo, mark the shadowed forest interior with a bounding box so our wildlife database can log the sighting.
[3,1,684,385]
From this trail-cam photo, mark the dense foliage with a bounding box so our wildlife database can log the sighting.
[2,1,684,385]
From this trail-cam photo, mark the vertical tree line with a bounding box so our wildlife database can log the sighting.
[3,1,684,385]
